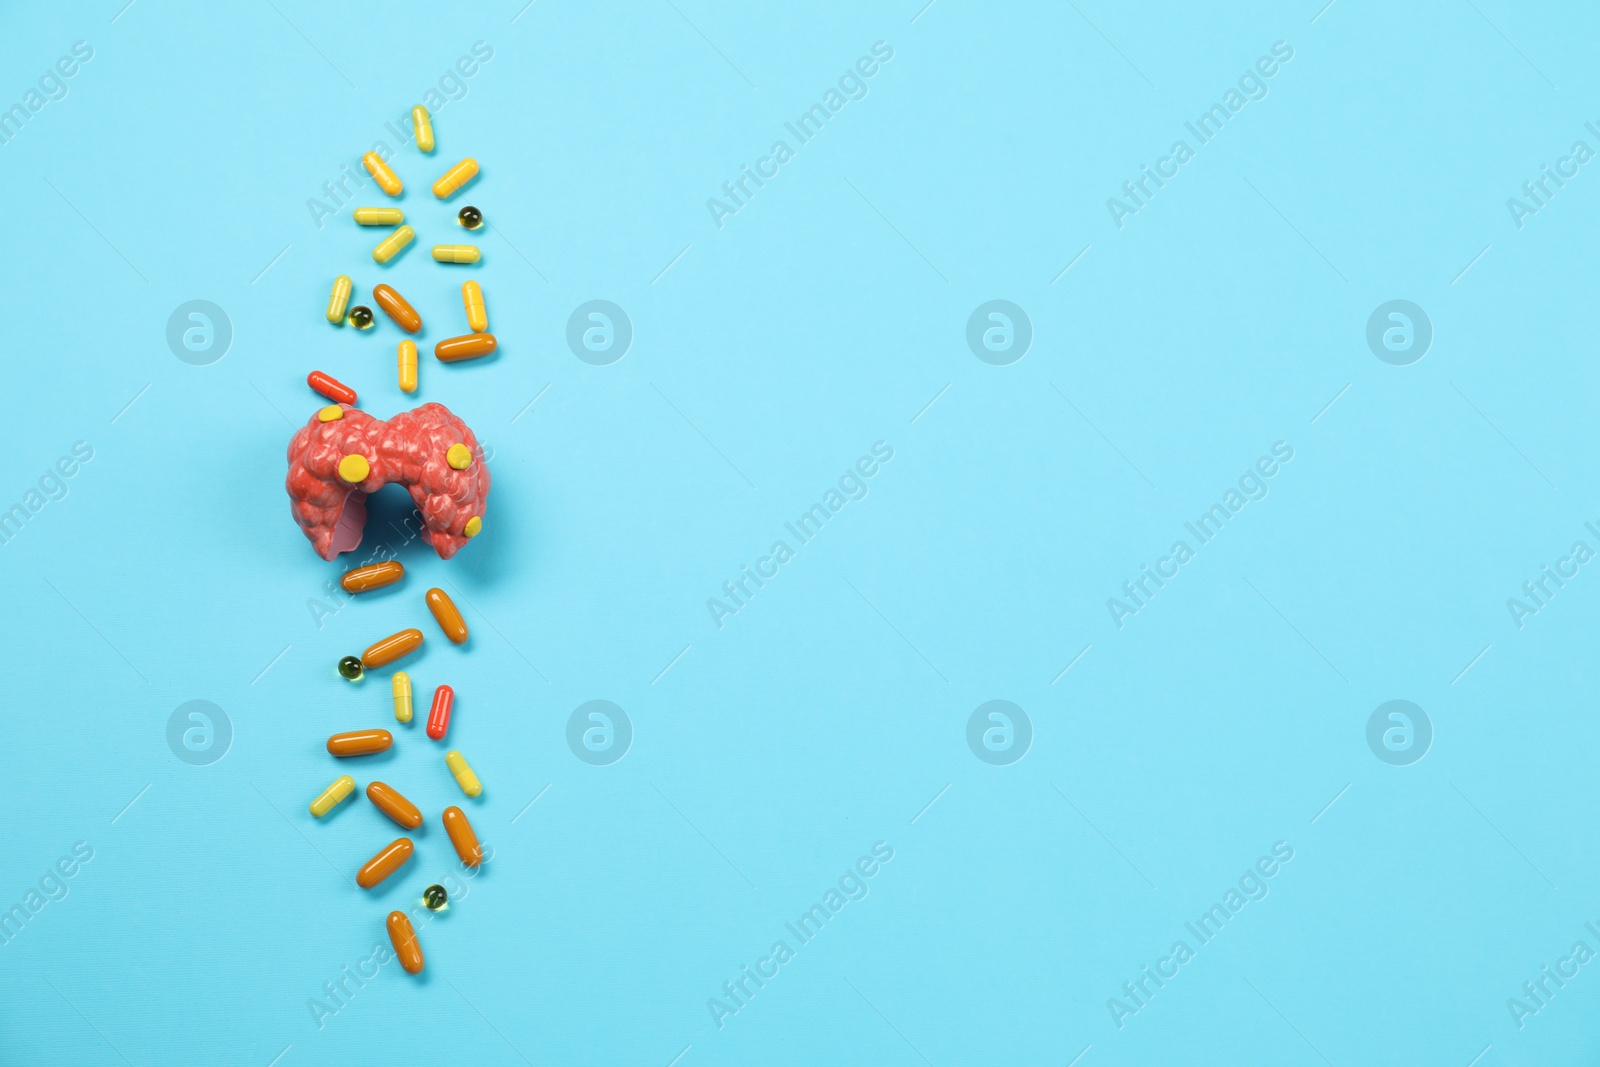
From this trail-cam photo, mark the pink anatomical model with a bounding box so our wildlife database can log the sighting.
[286,402,491,560]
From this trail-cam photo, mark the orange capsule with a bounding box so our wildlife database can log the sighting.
[363,628,423,668]
[425,587,468,644]
[363,152,402,196]
[442,806,482,868]
[327,729,393,757]
[307,371,357,405]
[387,910,424,974]
[434,333,497,363]
[340,560,404,593]
[366,781,423,829]
[372,284,423,334]
[357,837,414,888]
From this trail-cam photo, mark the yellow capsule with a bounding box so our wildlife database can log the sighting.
[398,339,418,394]
[353,207,405,226]
[309,774,356,817]
[373,225,415,264]
[412,106,434,153]
[326,275,352,324]
[392,671,413,723]
[432,245,481,264]
[363,151,403,196]
[462,281,488,332]
[432,158,478,199]
[445,751,482,798]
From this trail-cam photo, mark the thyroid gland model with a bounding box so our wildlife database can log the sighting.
[286,402,490,561]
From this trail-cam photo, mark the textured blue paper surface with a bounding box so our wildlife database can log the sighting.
[1,2,1597,1064]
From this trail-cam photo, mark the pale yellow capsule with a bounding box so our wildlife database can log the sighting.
[462,281,488,332]
[398,340,419,395]
[445,750,482,798]
[326,275,352,324]
[412,106,434,153]
[373,225,415,264]
[392,671,413,723]
[309,774,356,817]
[353,207,405,226]
[432,245,481,264]
[363,151,403,196]
[432,158,478,198]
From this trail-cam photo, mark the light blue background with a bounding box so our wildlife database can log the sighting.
[1,1,1596,1063]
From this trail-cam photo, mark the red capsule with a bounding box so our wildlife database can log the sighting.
[307,371,357,405]
[427,684,453,741]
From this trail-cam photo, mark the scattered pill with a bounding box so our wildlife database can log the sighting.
[307,370,357,405]
[348,305,375,330]
[353,207,405,226]
[326,276,353,324]
[464,516,483,538]
[372,283,422,333]
[422,884,448,911]
[318,405,343,423]
[372,225,415,264]
[327,729,393,757]
[432,158,478,198]
[366,781,423,830]
[462,281,488,332]
[445,443,473,470]
[412,106,434,153]
[442,806,482,867]
[458,205,482,229]
[435,333,497,362]
[445,750,482,798]
[393,672,413,723]
[337,655,364,682]
[362,152,403,196]
[338,454,371,483]
[309,775,356,817]
[398,339,418,394]
[425,587,469,644]
[363,628,423,668]
[340,560,404,593]
[427,684,454,741]
[387,910,425,973]
[358,837,414,888]
[432,244,481,264]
